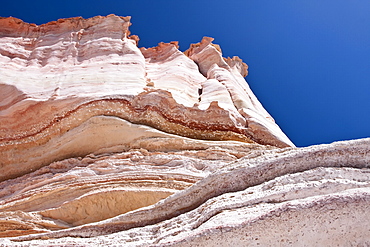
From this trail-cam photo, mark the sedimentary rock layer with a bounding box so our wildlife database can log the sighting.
[1,138,369,246]
[0,15,369,246]
[0,14,293,181]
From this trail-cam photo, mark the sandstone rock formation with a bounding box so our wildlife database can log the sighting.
[0,15,369,246]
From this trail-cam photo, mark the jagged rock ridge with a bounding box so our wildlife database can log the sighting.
[0,15,369,246]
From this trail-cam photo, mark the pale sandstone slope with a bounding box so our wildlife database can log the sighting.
[0,15,369,246]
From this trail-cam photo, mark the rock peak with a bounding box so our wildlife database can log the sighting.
[0,14,131,38]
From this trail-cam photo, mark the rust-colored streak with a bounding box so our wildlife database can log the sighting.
[0,93,253,144]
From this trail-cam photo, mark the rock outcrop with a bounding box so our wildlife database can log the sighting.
[0,15,369,246]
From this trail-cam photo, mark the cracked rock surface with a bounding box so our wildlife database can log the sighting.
[0,15,369,246]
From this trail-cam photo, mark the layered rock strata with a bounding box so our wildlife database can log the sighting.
[0,14,294,181]
[0,15,369,246]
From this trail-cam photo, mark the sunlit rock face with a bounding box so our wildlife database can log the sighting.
[0,15,369,246]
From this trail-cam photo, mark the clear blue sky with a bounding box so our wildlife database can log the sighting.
[1,0,369,147]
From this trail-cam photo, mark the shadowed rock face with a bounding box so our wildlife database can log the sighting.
[0,15,369,246]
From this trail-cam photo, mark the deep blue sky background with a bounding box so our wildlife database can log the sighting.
[1,0,369,147]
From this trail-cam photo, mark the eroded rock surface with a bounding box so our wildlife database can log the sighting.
[0,15,369,246]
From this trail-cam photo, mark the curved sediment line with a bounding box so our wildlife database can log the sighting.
[182,167,370,231]
[151,172,370,246]
[0,111,258,182]
[160,188,370,246]
[0,92,254,146]
[0,172,199,213]
[11,138,370,241]
[1,90,261,181]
